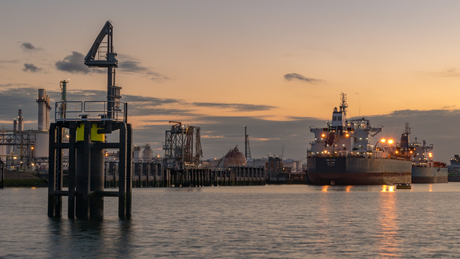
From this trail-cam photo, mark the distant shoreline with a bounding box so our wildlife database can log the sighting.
[1,171,47,188]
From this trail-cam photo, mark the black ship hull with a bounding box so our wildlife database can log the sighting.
[307,157,412,185]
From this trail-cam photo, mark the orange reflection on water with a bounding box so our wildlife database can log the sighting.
[381,185,395,192]
[378,188,399,256]
[322,186,329,192]
[345,185,352,192]
[429,184,433,192]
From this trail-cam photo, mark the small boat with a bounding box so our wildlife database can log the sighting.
[396,183,412,189]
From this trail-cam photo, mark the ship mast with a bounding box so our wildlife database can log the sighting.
[340,93,348,119]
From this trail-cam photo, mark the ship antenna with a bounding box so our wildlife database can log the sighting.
[340,93,348,118]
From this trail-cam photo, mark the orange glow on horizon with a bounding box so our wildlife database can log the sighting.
[322,186,329,192]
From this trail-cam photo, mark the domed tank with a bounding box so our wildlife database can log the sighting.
[223,146,247,167]
[143,144,153,160]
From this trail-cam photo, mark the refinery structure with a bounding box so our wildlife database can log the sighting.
[0,89,51,171]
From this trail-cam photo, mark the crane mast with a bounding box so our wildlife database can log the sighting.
[84,21,120,119]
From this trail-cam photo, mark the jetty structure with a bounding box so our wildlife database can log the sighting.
[48,21,132,219]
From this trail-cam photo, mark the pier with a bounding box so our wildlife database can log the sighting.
[105,161,265,187]
[0,160,3,189]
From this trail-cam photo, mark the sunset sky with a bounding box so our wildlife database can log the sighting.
[2,1,460,163]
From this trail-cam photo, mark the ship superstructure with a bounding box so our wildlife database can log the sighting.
[306,93,412,185]
[308,93,385,159]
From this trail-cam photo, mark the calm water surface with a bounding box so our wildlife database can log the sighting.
[1,184,460,258]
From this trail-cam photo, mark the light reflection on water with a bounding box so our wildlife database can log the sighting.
[378,191,399,257]
[1,183,460,258]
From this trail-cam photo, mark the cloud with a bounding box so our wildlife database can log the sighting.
[123,95,179,105]
[23,63,43,73]
[0,60,18,64]
[55,52,90,74]
[21,42,42,52]
[440,67,460,77]
[119,60,149,73]
[423,67,460,78]
[284,73,324,83]
[55,53,170,79]
[123,94,184,116]
[118,55,169,82]
[1,86,459,163]
[149,72,169,82]
[193,102,276,112]
[0,83,30,89]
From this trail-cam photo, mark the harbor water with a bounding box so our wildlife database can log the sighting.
[2,184,460,258]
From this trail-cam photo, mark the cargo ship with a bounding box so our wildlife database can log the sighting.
[306,93,412,185]
[398,123,448,183]
[447,155,460,182]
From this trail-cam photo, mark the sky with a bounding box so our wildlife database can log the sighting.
[2,0,460,163]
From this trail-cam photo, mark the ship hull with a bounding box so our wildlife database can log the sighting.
[307,157,412,185]
[411,167,448,183]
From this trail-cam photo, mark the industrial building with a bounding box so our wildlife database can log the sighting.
[0,89,51,171]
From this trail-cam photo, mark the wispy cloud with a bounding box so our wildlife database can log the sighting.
[0,60,18,64]
[149,71,169,82]
[119,59,149,73]
[118,55,169,82]
[423,67,460,78]
[439,67,460,77]
[23,63,43,73]
[193,102,276,112]
[21,42,42,52]
[284,73,324,83]
[0,83,31,89]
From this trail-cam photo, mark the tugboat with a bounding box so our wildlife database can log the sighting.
[396,183,412,189]
[306,93,412,185]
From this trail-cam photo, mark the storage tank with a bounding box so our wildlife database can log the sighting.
[35,132,49,158]
[133,145,141,160]
[142,145,153,161]
[223,146,247,167]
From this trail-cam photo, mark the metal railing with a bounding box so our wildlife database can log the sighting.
[55,101,127,122]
